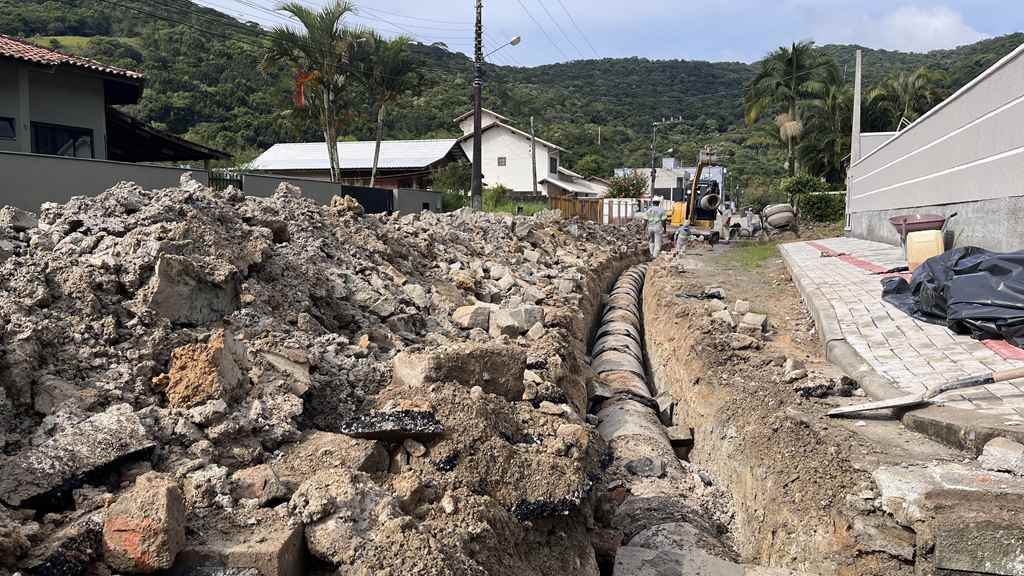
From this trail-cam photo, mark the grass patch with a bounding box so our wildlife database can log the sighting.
[722,241,780,269]
[486,201,549,216]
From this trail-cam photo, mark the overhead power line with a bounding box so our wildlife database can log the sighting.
[513,0,568,61]
[532,0,584,59]
[554,0,599,58]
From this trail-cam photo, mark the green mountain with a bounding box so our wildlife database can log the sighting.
[1,0,1021,193]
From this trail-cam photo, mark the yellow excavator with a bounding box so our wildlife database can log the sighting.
[670,146,722,244]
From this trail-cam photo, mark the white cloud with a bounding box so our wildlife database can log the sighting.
[810,4,988,52]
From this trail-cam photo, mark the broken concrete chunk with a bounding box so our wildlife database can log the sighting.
[452,304,492,331]
[740,312,768,333]
[391,342,526,400]
[707,300,728,314]
[171,509,305,576]
[979,437,1024,476]
[0,405,154,508]
[0,206,38,231]
[162,329,247,409]
[732,299,751,316]
[526,322,545,341]
[289,470,399,566]
[402,283,430,308]
[849,515,915,561]
[339,410,444,441]
[711,309,735,328]
[25,512,103,576]
[262,351,311,397]
[489,305,544,337]
[141,254,241,326]
[103,472,186,573]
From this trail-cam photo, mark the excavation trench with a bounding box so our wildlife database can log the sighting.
[587,260,918,576]
[587,263,743,575]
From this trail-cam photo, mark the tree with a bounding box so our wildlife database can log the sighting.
[744,41,836,177]
[574,154,606,178]
[797,66,852,186]
[778,173,828,206]
[359,32,418,187]
[262,1,360,182]
[607,170,648,198]
[866,67,946,131]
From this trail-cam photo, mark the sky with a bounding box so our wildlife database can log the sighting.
[196,0,1022,66]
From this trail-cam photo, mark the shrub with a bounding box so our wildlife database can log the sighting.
[483,184,510,211]
[441,191,467,211]
[800,192,846,222]
[778,174,829,205]
[742,188,787,213]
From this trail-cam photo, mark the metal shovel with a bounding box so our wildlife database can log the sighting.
[828,366,1024,417]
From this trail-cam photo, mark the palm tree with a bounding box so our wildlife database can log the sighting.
[262,1,360,183]
[798,66,852,186]
[866,67,946,131]
[359,33,418,187]
[744,41,836,176]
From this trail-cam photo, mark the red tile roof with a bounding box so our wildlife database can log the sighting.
[0,34,144,81]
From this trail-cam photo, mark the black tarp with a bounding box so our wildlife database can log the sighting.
[882,247,1024,347]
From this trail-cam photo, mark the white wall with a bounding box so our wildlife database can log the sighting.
[457,110,503,135]
[859,132,898,157]
[459,126,559,192]
[848,42,1024,214]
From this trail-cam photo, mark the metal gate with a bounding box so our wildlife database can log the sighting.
[340,185,394,214]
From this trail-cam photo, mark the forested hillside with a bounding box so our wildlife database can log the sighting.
[1,0,1021,193]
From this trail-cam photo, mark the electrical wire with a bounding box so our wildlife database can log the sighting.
[513,0,569,61]
[531,0,584,60]
[554,0,599,58]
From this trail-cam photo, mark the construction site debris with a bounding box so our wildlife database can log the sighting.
[978,437,1024,476]
[102,472,186,573]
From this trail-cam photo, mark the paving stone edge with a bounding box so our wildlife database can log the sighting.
[780,243,1024,454]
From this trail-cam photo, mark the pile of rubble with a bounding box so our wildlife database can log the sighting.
[0,176,646,575]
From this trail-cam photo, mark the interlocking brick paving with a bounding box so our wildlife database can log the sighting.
[781,237,1024,423]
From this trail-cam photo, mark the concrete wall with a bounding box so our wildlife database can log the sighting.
[0,151,207,210]
[459,126,558,193]
[394,188,441,213]
[0,62,109,158]
[859,132,898,157]
[851,196,1024,252]
[848,42,1024,251]
[242,173,341,204]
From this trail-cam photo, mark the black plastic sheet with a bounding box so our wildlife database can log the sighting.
[881,247,1024,347]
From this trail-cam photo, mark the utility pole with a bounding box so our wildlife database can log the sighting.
[530,116,538,194]
[470,0,484,210]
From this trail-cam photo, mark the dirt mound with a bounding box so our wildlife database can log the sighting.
[0,175,645,575]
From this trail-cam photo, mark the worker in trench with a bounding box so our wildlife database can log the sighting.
[645,196,668,257]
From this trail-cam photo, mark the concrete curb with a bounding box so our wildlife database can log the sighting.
[780,243,1024,454]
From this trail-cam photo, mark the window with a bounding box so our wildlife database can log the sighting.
[31,122,94,158]
[421,202,431,211]
[497,156,507,167]
[549,156,558,174]
[0,117,14,140]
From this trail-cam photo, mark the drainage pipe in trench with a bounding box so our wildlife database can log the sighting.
[587,263,744,575]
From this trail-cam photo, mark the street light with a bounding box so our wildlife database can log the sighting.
[470,1,521,210]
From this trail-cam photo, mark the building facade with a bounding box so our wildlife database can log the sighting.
[456,108,565,194]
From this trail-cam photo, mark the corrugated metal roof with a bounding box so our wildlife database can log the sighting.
[0,34,144,80]
[458,122,567,152]
[249,139,463,171]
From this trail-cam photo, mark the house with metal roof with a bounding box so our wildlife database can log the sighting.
[455,109,567,194]
[0,34,227,164]
[540,167,610,198]
[247,139,469,190]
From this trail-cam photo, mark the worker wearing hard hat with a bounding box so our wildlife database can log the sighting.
[645,196,668,258]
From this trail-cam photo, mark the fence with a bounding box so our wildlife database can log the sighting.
[549,196,666,225]
[210,171,243,191]
[0,151,208,211]
[241,174,395,214]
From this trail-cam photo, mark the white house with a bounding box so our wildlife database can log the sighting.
[540,167,610,197]
[455,108,566,194]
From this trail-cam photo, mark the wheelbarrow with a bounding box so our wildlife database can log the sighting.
[888,212,957,261]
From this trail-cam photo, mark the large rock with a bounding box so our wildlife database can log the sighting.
[232,432,388,504]
[452,304,492,331]
[159,329,248,409]
[103,472,186,573]
[0,503,31,566]
[25,512,103,576]
[0,206,38,231]
[171,509,305,576]
[392,342,526,400]
[489,305,544,338]
[0,405,154,508]
[288,470,399,566]
[140,254,240,326]
[978,437,1024,476]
